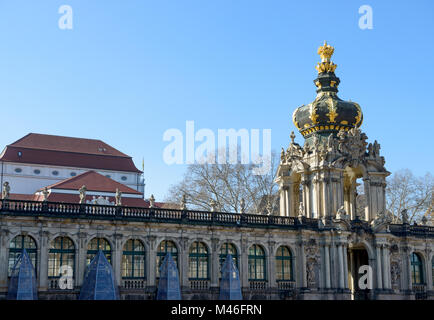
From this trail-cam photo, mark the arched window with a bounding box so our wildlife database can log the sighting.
[275,246,293,281]
[87,238,111,265]
[189,242,209,280]
[48,237,75,279]
[8,235,37,276]
[411,252,424,285]
[156,240,178,277]
[248,244,266,281]
[122,239,146,279]
[219,243,238,278]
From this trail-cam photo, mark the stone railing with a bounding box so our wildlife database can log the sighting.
[0,199,300,231]
[249,280,267,290]
[413,284,428,300]
[189,279,210,290]
[121,279,147,290]
[277,280,295,290]
[2,199,434,236]
[47,277,75,290]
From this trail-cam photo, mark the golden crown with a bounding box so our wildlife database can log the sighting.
[317,41,334,62]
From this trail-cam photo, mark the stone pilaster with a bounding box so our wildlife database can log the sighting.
[113,233,123,286]
[146,235,156,287]
[210,238,219,288]
[376,244,383,290]
[38,230,49,291]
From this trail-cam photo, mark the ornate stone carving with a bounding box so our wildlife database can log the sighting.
[337,128,368,167]
[42,187,49,202]
[149,194,155,208]
[240,198,246,214]
[336,205,349,220]
[304,239,320,288]
[180,194,187,210]
[79,185,87,204]
[2,182,10,200]
[371,210,393,228]
[115,188,122,206]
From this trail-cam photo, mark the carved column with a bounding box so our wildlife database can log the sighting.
[210,238,219,288]
[279,186,287,217]
[324,244,331,289]
[382,245,390,290]
[180,238,190,289]
[426,251,433,291]
[313,178,321,219]
[268,241,276,288]
[146,236,156,287]
[240,239,249,290]
[363,178,371,221]
[113,233,123,286]
[322,178,330,218]
[285,187,291,217]
[300,241,307,288]
[0,230,9,291]
[337,243,345,289]
[376,245,383,290]
[38,231,49,291]
[343,243,349,289]
[76,232,87,287]
[301,179,308,217]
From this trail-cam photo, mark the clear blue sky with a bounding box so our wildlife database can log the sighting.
[0,0,433,200]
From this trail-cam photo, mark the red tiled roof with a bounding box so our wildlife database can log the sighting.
[10,133,129,157]
[0,133,141,173]
[41,171,142,195]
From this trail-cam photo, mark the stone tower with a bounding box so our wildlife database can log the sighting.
[275,42,390,223]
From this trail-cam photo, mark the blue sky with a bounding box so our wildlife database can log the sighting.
[0,0,433,200]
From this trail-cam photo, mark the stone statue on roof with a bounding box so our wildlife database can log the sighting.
[42,187,49,202]
[2,182,10,200]
[79,185,87,204]
[149,194,155,208]
[115,188,122,206]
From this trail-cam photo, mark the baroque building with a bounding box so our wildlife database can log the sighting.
[0,42,433,300]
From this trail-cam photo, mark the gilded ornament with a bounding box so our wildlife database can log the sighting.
[326,97,338,123]
[353,102,363,127]
[310,103,319,124]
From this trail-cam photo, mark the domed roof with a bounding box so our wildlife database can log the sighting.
[292,42,363,139]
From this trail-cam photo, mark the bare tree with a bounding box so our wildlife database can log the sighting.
[386,169,433,223]
[164,149,279,214]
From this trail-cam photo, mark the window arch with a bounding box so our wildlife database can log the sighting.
[219,243,238,278]
[87,238,111,265]
[275,246,293,281]
[189,242,209,280]
[248,244,266,281]
[122,239,146,279]
[48,237,75,280]
[156,240,178,277]
[411,252,424,285]
[8,235,37,276]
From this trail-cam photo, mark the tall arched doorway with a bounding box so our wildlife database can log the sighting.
[348,244,371,300]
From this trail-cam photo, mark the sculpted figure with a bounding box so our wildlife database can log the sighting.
[180,194,187,210]
[2,182,10,200]
[115,188,122,206]
[240,198,246,214]
[42,187,49,202]
[149,194,155,208]
[79,185,87,204]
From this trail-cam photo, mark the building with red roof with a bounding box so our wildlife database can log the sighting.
[0,133,160,207]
